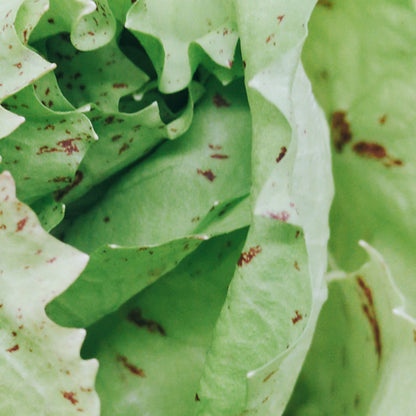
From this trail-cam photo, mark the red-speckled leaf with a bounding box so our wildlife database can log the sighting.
[58,82,200,204]
[125,0,239,93]
[195,1,333,415]
[0,172,99,415]
[61,78,251,252]
[0,85,97,203]
[286,242,416,416]
[46,35,149,112]
[30,0,116,51]
[80,231,247,416]
[0,1,55,138]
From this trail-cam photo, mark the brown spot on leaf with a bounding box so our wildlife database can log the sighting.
[16,217,28,232]
[195,393,200,401]
[353,142,386,159]
[197,169,216,182]
[263,370,276,382]
[104,116,115,125]
[128,308,166,336]
[112,134,122,142]
[48,18,54,23]
[356,276,382,361]
[295,230,300,238]
[379,114,387,125]
[276,146,287,163]
[268,211,290,222]
[57,138,81,155]
[292,310,303,324]
[277,15,285,23]
[103,216,110,223]
[54,170,83,201]
[210,154,229,159]
[294,261,300,271]
[237,246,262,267]
[118,143,130,155]
[331,111,351,152]
[213,93,230,108]
[62,391,78,405]
[117,355,145,377]
[209,144,222,150]
[317,0,333,7]
[113,83,128,89]
[7,344,19,352]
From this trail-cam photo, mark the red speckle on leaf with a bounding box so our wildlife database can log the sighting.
[128,308,166,336]
[277,15,285,23]
[353,142,386,159]
[62,392,78,405]
[12,331,17,336]
[228,60,234,68]
[268,211,290,222]
[356,276,382,360]
[46,257,57,264]
[276,146,287,163]
[113,83,128,88]
[237,246,262,267]
[292,310,303,324]
[7,344,19,352]
[117,355,145,377]
[57,138,81,155]
[210,154,229,159]
[88,31,94,36]
[331,111,351,152]
[213,94,230,108]
[14,63,22,69]
[294,261,300,271]
[209,144,222,150]
[379,114,387,125]
[266,34,275,43]
[197,169,216,182]
[16,217,28,232]
[263,370,276,382]
[295,230,300,238]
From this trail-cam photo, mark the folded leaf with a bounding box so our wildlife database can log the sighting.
[0,171,99,415]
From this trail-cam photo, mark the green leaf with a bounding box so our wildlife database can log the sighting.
[0,171,99,415]
[62,77,252,252]
[46,35,149,112]
[194,1,333,414]
[0,85,97,203]
[303,0,416,316]
[81,230,247,416]
[47,79,252,328]
[125,0,239,93]
[286,242,416,416]
[30,0,116,51]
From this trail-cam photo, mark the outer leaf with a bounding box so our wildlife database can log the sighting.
[0,1,55,138]
[0,85,97,203]
[0,172,99,415]
[125,0,239,93]
[30,0,116,51]
[286,242,416,416]
[195,1,333,414]
[81,230,247,416]
[303,0,416,316]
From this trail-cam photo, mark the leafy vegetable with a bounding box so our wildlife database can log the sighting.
[0,0,414,415]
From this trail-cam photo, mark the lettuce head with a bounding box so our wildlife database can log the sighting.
[0,0,414,415]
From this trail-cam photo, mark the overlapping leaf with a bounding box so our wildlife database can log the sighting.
[286,242,416,416]
[125,0,240,93]
[303,0,416,316]
[0,172,99,415]
[48,78,252,328]
[195,1,333,414]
